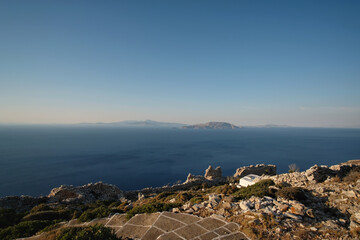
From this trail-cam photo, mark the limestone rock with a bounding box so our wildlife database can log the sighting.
[48,182,124,204]
[350,212,360,231]
[234,164,276,178]
[239,201,251,211]
[208,194,221,203]
[205,165,222,180]
[305,165,336,183]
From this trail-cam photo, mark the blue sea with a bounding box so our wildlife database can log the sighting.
[0,126,359,197]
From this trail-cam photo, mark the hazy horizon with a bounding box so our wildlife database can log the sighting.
[0,119,359,129]
[1,1,359,128]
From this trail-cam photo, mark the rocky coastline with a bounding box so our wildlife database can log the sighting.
[1,160,359,239]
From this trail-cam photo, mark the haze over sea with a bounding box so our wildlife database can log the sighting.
[1,125,359,197]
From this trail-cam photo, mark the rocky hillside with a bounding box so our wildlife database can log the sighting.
[182,122,241,129]
[0,160,359,239]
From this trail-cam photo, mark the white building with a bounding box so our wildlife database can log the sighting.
[237,174,260,188]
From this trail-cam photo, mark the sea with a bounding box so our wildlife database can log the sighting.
[0,125,359,198]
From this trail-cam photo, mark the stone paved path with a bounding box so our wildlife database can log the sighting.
[103,212,249,240]
[21,212,249,240]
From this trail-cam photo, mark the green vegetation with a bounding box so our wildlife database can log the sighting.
[126,202,182,219]
[23,210,72,221]
[233,179,275,200]
[56,225,120,240]
[0,200,125,239]
[214,184,238,195]
[0,220,56,240]
[79,206,112,222]
[0,208,25,228]
[30,203,52,213]
[275,187,306,201]
[189,196,203,204]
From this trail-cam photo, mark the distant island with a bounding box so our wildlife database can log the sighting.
[182,121,241,129]
[78,120,185,128]
[75,120,295,129]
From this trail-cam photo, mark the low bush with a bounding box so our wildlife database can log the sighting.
[126,202,182,219]
[23,210,72,221]
[56,225,120,240]
[0,220,55,240]
[189,197,203,204]
[275,187,306,201]
[155,192,175,201]
[78,206,111,222]
[30,203,52,213]
[0,208,24,228]
[215,184,238,195]
[343,166,360,182]
[233,179,275,200]
[175,192,193,203]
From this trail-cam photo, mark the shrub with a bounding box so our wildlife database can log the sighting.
[0,208,24,228]
[226,176,239,184]
[175,192,193,203]
[126,202,182,219]
[233,179,275,200]
[275,187,306,201]
[155,192,175,201]
[215,184,237,195]
[30,203,52,213]
[23,210,72,221]
[288,163,300,173]
[78,206,111,222]
[189,197,203,204]
[343,167,360,182]
[56,225,120,240]
[0,220,55,240]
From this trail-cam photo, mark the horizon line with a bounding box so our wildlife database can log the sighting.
[0,120,359,129]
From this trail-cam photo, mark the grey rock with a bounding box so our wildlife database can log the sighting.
[204,165,222,180]
[234,164,277,178]
[48,182,124,204]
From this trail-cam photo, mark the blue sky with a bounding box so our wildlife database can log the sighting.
[0,0,359,127]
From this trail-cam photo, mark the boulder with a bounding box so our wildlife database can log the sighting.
[234,164,276,178]
[239,201,251,211]
[305,165,336,183]
[204,165,222,180]
[48,182,124,204]
[350,212,360,231]
[184,173,205,184]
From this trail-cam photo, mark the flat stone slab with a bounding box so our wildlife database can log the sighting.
[174,223,208,239]
[197,217,226,230]
[106,213,128,227]
[128,212,161,226]
[23,212,249,240]
[106,212,249,240]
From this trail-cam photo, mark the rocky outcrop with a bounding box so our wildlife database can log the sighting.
[204,165,222,180]
[234,164,276,178]
[48,182,124,204]
[305,165,337,183]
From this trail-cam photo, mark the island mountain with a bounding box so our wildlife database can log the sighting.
[182,121,241,129]
[79,120,185,128]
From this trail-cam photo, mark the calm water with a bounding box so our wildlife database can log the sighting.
[0,126,359,197]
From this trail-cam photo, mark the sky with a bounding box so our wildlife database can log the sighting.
[0,0,359,127]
